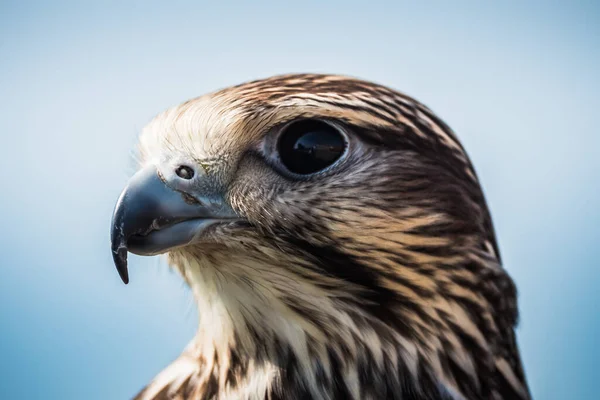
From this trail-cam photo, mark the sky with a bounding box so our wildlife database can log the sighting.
[0,1,598,399]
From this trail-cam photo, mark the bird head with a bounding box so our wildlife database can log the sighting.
[111,74,529,399]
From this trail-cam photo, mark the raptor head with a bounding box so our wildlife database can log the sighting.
[111,74,529,400]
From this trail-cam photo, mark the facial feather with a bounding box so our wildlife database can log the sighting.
[130,74,530,400]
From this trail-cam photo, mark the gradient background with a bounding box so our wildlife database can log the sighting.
[1,1,598,399]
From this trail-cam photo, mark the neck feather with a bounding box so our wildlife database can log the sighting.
[135,245,526,400]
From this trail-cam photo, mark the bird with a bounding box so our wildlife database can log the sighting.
[110,74,531,400]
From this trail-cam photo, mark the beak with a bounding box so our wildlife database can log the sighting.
[110,165,237,284]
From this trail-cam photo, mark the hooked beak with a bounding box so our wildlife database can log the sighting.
[110,165,238,284]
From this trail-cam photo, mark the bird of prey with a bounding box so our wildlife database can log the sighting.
[110,74,531,400]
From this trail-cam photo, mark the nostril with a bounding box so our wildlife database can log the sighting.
[175,165,195,180]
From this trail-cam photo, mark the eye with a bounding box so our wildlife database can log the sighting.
[277,120,347,175]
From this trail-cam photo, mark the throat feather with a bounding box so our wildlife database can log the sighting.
[135,249,528,400]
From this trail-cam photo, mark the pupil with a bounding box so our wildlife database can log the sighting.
[294,132,341,162]
[278,120,346,175]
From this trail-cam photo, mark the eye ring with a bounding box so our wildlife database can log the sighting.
[276,119,348,175]
[175,165,195,180]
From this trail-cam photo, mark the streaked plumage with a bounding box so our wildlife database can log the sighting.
[113,74,530,399]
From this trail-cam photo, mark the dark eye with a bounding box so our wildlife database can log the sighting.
[277,120,346,175]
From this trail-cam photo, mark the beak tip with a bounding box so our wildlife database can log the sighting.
[112,247,130,285]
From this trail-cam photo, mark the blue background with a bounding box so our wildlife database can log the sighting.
[1,1,598,399]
